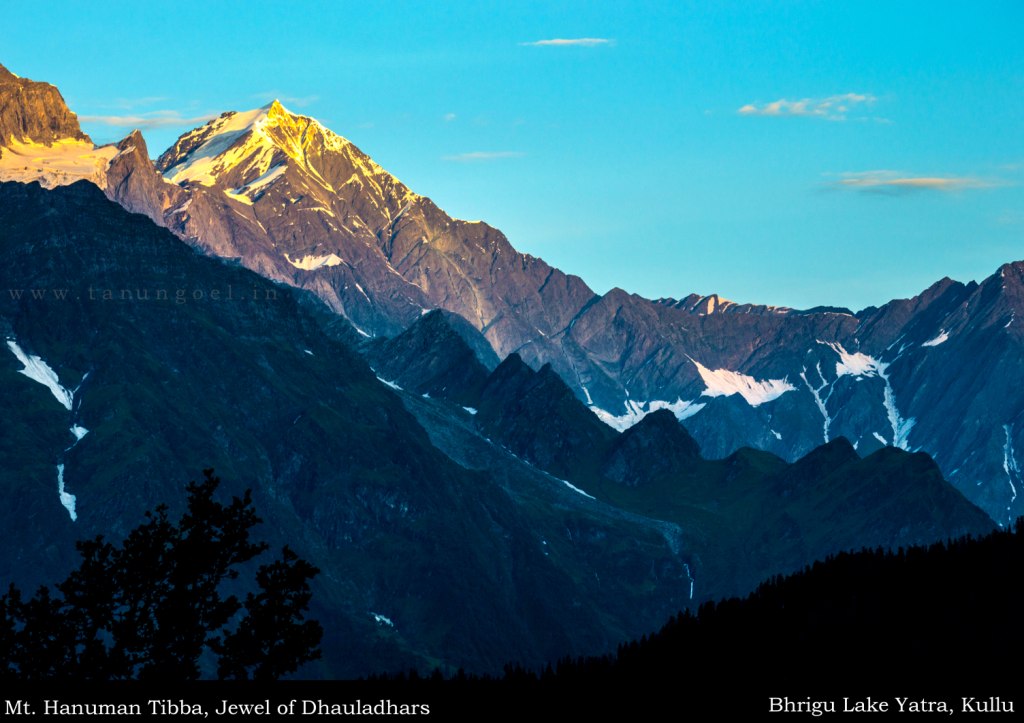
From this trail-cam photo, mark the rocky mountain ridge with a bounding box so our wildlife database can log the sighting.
[1,181,995,677]
[2,62,1022,526]
[363,309,994,601]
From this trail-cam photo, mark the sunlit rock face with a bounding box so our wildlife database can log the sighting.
[0,64,116,189]
[3,64,1024,525]
[109,98,1024,527]
[0,64,88,146]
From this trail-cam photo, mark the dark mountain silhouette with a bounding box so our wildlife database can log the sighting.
[0,181,697,676]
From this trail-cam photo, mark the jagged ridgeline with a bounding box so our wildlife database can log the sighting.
[3,62,1024,523]
[0,62,1011,679]
[366,310,993,602]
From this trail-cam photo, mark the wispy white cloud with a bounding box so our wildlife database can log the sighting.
[520,38,613,47]
[443,112,457,122]
[78,110,217,129]
[831,170,997,194]
[738,93,876,121]
[442,151,525,162]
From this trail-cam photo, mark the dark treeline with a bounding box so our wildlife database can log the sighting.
[602,519,1022,683]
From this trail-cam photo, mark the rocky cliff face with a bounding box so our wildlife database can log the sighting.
[137,103,1024,525]
[0,64,87,146]
[105,129,186,225]
[3,65,1022,526]
[115,100,598,347]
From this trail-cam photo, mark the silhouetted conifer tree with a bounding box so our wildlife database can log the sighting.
[0,470,322,680]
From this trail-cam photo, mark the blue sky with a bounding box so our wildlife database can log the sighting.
[4,1,1022,311]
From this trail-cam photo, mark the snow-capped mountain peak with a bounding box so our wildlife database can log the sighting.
[155,100,413,206]
[157,103,290,187]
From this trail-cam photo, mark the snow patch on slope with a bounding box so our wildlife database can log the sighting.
[8,339,90,516]
[818,341,916,451]
[560,479,596,500]
[0,138,118,190]
[823,342,882,378]
[692,359,795,407]
[800,362,833,443]
[921,330,949,347]
[6,340,74,410]
[56,464,77,522]
[285,253,344,270]
[1002,424,1020,525]
[224,163,287,204]
[879,363,915,450]
[591,398,705,431]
